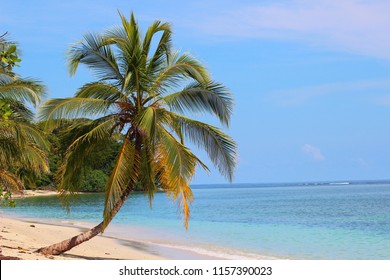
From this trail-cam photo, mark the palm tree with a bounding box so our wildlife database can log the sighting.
[37,12,237,255]
[0,36,49,196]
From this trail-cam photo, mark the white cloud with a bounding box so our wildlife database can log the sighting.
[192,0,390,59]
[302,144,325,161]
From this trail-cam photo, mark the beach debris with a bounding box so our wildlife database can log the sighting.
[0,248,21,260]
[30,225,35,227]
[17,246,29,253]
[0,255,21,260]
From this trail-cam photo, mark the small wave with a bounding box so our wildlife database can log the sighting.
[152,243,278,260]
[117,236,279,260]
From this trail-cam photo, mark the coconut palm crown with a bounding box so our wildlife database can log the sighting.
[39,12,237,231]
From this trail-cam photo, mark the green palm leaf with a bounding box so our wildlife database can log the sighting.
[68,33,123,82]
[0,168,23,191]
[75,82,128,102]
[0,73,45,107]
[147,52,210,99]
[163,81,234,126]
[39,97,113,128]
[57,117,118,196]
[162,110,237,181]
[103,137,138,229]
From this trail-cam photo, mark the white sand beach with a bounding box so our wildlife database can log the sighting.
[0,216,166,260]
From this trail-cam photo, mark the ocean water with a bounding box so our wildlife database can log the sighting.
[2,182,390,259]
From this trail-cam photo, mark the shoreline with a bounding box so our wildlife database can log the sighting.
[0,214,276,260]
[4,190,278,260]
[0,216,167,260]
[0,214,232,260]
[12,190,62,198]
[5,191,229,260]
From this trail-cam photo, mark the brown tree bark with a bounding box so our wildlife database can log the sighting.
[36,187,132,255]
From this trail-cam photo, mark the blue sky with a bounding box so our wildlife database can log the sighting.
[2,0,390,184]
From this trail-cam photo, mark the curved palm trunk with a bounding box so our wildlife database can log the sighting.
[36,187,132,255]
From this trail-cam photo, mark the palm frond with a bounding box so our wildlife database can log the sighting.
[162,110,237,182]
[143,20,172,57]
[0,74,46,107]
[7,99,35,120]
[163,81,234,126]
[75,82,128,102]
[57,117,117,200]
[136,106,159,141]
[7,119,49,151]
[0,135,21,165]
[148,52,210,99]
[138,140,157,206]
[113,12,143,77]
[158,126,196,179]
[144,22,172,77]
[103,137,138,229]
[155,146,194,229]
[0,168,23,191]
[39,97,113,128]
[67,32,123,82]
[19,143,49,175]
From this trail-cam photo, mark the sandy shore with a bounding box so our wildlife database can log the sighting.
[12,189,61,198]
[0,217,165,260]
[4,190,225,260]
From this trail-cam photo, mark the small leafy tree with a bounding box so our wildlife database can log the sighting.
[0,32,21,72]
[0,185,16,207]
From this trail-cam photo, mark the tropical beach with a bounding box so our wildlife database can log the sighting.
[3,181,390,260]
[0,9,239,258]
[2,1,390,271]
[0,191,221,260]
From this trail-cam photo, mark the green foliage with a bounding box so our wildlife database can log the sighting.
[0,34,48,194]
[35,119,121,192]
[0,45,21,71]
[0,100,12,119]
[0,33,21,72]
[0,185,16,207]
[81,169,108,192]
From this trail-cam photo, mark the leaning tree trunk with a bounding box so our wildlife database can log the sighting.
[36,187,132,255]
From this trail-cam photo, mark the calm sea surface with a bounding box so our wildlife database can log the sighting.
[2,182,390,259]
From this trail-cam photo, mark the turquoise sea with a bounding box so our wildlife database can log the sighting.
[2,181,390,259]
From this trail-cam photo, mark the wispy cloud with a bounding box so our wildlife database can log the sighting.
[371,93,390,106]
[302,144,325,161]
[191,0,390,59]
[270,79,390,106]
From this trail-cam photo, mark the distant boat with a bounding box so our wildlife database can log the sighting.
[329,182,350,185]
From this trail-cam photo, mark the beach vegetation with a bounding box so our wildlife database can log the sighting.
[35,119,121,192]
[0,185,16,207]
[0,33,49,200]
[37,12,237,255]
[0,32,21,72]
